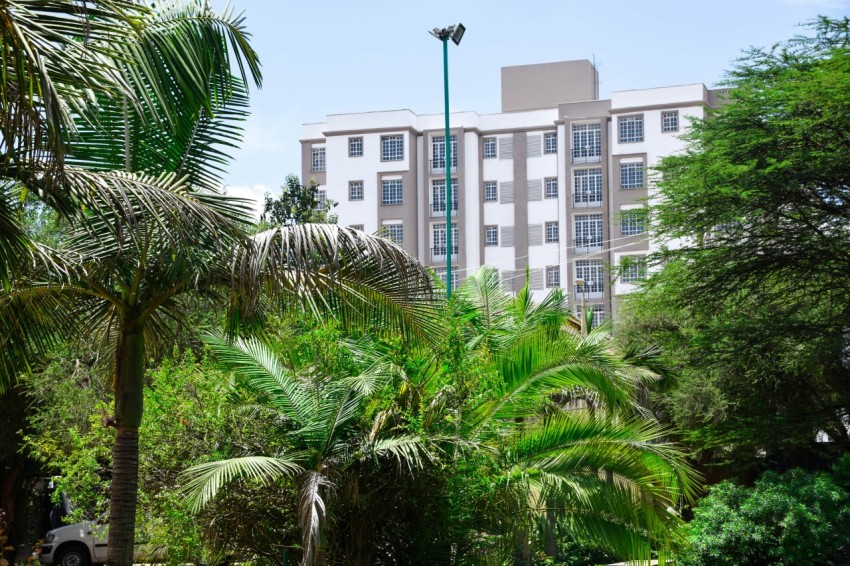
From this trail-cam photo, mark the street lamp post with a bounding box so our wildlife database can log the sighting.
[429,23,465,297]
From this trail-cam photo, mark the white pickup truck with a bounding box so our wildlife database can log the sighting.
[38,520,107,566]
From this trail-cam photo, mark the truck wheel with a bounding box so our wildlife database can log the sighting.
[55,544,91,566]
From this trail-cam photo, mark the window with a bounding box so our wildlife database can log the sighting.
[431,223,458,260]
[316,189,327,210]
[574,214,603,250]
[381,179,403,205]
[544,177,558,199]
[348,136,363,157]
[620,256,647,283]
[575,259,604,296]
[311,147,325,172]
[661,111,679,133]
[348,180,364,201]
[620,162,644,189]
[483,137,497,159]
[382,223,403,244]
[484,225,499,246]
[350,224,364,231]
[578,304,606,328]
[545,221,559,243]
[484,181,498,203]
[546,266,560,288]
[431,179,459,214]
[573,168,603,207]
[621,209,646,236]
[435,268,459,291]
[381,135,404,161]
[544,132,557,154]
[431,135,457,172]
[618,115,644,143]
[572,123,602,163]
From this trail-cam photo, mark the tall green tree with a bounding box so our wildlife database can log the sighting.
[0,4,438,566]
[620,16,850,473]
[261,174,337,226]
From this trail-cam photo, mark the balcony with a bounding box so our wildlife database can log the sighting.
[572,153,602,164]
[572,195,603,208]
[429,158,457,174]
[574,282,604,300]
[431,246,459,263]
[573,238,603,253]
[430,201,459,218]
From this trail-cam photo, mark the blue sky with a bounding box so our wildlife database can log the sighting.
[217,0,849,210]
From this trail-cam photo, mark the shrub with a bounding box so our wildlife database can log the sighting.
[680,465,850,565]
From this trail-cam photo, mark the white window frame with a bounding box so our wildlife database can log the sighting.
[311,146,326,172]
[348,180,364,201]
[574,214,603,250]
[484,225,498,246]
[661,111,679,133]
[545,266,560,288]
[381,135,404,161]
[483,137,497,159]
[431,178,459,215]
[621,209,645,236]
[382,222,404,244]
[431,134,457,172]
[572,123,602,163]
[381,179,403,205]
[573,168,603,207]
[575,259,604,297]
[431,222,459,261]
[484,181,498,203]
[545,221,559,244]
[544,177,558,199]
[620,162,645,189]
[618,115,644,143]
[620,255,647,283]
[348,136,363,157]
[543,132,557,154]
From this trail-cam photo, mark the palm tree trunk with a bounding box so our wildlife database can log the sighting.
[107,320,145,566]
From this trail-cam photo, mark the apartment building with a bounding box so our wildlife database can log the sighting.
[301,60,726,324]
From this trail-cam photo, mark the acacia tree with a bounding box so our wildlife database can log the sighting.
[620,16,850,472]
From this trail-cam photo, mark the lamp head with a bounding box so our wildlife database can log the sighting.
[449,23,465,45]
[429,23,466,45]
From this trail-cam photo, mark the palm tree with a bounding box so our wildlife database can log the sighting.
[180,331,431,566]
[0,3,438,565]
[182,268,696,564]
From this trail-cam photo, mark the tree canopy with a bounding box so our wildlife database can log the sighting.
[619,16,850,476]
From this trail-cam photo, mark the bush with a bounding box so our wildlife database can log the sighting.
[680,464,850,565]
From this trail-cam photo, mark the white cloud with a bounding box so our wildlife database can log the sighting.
[222,183,270,219]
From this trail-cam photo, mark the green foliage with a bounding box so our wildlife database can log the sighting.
[261,174,338,226]
[618,17,850,474]
[680,466,850,565]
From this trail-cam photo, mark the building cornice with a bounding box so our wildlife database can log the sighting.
[609,100,707,115]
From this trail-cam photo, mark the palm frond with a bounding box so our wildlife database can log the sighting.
[179,455,302,513]
[359,434,434,473]
[231,224,440,342]
[204,331,311,425]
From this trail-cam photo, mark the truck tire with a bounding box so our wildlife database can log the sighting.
[54,544,91,566]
